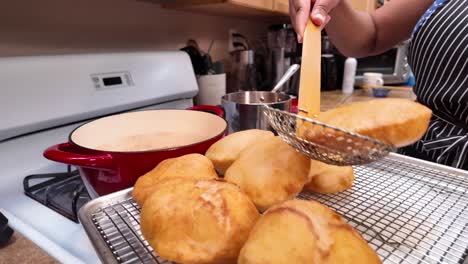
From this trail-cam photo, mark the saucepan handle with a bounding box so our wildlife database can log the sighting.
[187,105,225,118]
[43,142,114,170]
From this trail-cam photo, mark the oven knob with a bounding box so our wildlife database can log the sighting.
[0,212,14,246]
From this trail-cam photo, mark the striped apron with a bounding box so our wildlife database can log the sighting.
[399,0,468,170]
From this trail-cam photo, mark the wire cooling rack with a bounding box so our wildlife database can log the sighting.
[79,154,468,264]
[89,200,165,264]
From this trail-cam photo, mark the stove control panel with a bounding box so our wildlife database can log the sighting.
[0,51,198,142]
[91,71,134,90]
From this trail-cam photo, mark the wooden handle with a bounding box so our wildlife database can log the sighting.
[297,21,321,118]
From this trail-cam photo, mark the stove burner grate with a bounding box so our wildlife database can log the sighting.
[23,166,91,223]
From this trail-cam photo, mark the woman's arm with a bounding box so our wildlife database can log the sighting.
[290,0,433,57]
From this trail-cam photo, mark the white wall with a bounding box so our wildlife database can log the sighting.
[0,0,277,67]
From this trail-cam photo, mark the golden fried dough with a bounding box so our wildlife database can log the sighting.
[205,129,274,175]
[310,98,432,147]
[224,136,310,211]
[140,178,260,264]
[304,160,355,194]
[238,199,381,264]
[132,153,218,206]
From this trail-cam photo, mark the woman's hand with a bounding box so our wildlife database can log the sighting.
[290,0,431,57]
[289,0,341,42]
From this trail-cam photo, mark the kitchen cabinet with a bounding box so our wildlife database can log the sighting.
[160,0,376,19]
[273,0,289,15]
[231,0,273,10]
[271,0,379,15]
[161,0,289,20]
[271,0,378,16]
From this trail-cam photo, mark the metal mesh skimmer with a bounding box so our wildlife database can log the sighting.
[263,105,397,166]
[80,155,468,264]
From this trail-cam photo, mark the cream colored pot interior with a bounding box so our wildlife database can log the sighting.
[71,110,227,152]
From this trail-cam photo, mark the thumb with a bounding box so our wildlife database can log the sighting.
[290,0,312,42]
[310,0,335,27]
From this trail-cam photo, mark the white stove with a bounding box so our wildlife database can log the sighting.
[0,51,199,263]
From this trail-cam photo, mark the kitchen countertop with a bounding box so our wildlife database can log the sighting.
[320,88,416,111]
[0,87,416,262]
[0,231,58,264]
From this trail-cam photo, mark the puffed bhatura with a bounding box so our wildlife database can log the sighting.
[309,98,432,148]
[140,178,260,264]
[304,160,355,194]
[238,199,381,264]
[225,136,310,211]
[205,129,274,175]
[132,153,218,206]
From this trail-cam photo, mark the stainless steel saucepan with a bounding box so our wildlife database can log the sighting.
[221,64,299,134]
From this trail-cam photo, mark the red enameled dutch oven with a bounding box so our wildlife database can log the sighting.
[43,106,226,197]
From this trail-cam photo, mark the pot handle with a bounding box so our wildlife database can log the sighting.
[43,142,114,170]
[187,105,225,118]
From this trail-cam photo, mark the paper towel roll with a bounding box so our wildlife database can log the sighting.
[196,73,226,105]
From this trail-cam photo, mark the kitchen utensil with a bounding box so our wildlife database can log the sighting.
[180,39,213,75]
[263,106,396,165]
[212,61,225,74]
[266,24,299,94]
[231,50,258,91]
[78,153,468,264]
[43,106,226,197]
[263,22,395,166]
[222,91,291,134]
[207,39,215,55]
[222,63,301,133]
[297,20,321,117]
[180,46,207,75]
[360,84,412,91]
[271,64,300,93]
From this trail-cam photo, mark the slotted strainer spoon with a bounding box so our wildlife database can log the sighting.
[263,22,396,166]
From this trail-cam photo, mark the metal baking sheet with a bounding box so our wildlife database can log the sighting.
[79,153,468,264]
